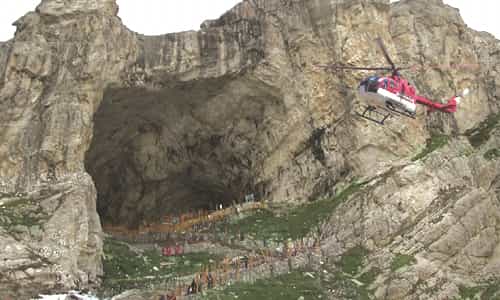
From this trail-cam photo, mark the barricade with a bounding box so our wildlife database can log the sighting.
[103,201,266,244]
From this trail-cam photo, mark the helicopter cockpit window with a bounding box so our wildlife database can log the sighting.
[389,80,396,89]
[367,77,379,92]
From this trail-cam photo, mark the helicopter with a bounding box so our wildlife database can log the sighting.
[315,38,470,125]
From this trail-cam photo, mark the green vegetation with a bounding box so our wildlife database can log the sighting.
[314,246,375,300]
[220,181,367,242]
[481,281,500,300]
[101,239,222,296]
[484,148,500,160]
[100,178,373,299]
[358,267,381,285]
[332,273,372,300]
[458,285,483,299]
[412,133,449,161]
[205,270,325,300]
[204,245,374,300]
[456,280,500,300]
[0,197,49,230]
[465,113,500,148]
[390,254,416,271]
[337,246,369,276]
[321,269,375,300]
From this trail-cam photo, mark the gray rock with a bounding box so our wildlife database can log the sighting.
[11,225,29,233]
[29,225,42,238]
[0,40,11,79]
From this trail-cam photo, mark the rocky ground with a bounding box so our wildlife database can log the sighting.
[33,123,500,299]
[94,196,363,299]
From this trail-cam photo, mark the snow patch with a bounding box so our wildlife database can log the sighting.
[33,291,100,300]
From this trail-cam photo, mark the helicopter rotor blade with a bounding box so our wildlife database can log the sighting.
[375,37,396,71]
[315,63,393,72]
[423,63,480,72]
[396,65,416,71]
[331,66,393,71]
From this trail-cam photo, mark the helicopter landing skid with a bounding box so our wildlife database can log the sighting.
[385,102,416,119]
[356,105,392,125]
[356,103,416,125]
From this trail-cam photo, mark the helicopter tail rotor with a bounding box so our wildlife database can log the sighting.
[442,88,470,112]
[455,88,471,105]
[461,88,470,98]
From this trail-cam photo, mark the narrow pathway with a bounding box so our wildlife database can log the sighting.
[112,242,324,300]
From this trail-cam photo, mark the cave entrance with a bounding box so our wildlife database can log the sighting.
[85,76,281,228]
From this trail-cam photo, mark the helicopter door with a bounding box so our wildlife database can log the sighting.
[382,79,388,89]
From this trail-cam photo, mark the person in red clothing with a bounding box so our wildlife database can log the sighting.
[162,246,173,257]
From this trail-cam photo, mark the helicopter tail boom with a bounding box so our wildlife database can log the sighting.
[415,88,470,113]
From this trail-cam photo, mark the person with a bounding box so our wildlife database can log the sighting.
[163,246,172,257]
[187,279,196,295]
[196,273,203,292]
[166,291,176,300]
[242,255,249,269]
[248,254,254,269]
[291,241,297,256]
[159,295,166,300]
[207,272,214,289]
[175,284,182,298]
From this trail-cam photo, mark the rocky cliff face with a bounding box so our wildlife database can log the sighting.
[0,41,11,79]
[0,0,498,298]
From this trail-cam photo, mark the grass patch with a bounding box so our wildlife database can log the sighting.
[220,181,367,242]
[205,270,324,300]
[458,285,482,299]
[465,113,500,148]
[321,269,373,300]
[358,267,381,285]
[481,280,500,300]
[455,280,500,300]
[101,239,222,296]
[391,254,416,271]
[0,197,49,231]
[337,246,369,276]
[412,133,449,161]
[484,148,500,160]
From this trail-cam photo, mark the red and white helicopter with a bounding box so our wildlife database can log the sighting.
[316,38,470,125]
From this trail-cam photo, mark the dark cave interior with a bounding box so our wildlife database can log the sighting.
[85,76,284,228]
